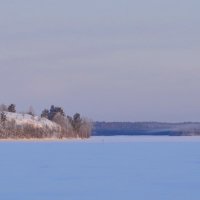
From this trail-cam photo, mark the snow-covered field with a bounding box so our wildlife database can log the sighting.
[0,136,200,200]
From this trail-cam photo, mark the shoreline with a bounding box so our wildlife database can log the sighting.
[0,137,88,142]
[1,135,200,143]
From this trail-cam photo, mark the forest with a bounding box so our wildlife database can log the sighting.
[93,122,200,136]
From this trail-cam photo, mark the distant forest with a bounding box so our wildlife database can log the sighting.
[93,122,200,136]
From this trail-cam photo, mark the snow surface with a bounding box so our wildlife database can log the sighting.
[5,112,60,130]
[0,136,200,200]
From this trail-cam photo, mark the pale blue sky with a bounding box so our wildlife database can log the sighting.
[0,0,200,121]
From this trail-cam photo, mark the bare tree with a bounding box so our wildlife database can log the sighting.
[79,117,93,138]
[52,113,73,137]
[27,106,35,116]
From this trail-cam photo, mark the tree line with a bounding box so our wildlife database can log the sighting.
[40,105,92,138]
[0,104,92,139]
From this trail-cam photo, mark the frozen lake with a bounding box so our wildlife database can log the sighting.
[0,136,200,200]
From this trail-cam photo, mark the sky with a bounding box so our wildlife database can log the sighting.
[0,0,200,122]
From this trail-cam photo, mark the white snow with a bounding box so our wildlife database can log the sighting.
[0,136,200,200]
[4,111,60,130]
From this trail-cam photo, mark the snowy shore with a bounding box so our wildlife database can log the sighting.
[1,135,200,143]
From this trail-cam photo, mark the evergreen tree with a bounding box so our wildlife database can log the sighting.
[8,104,16,113]
[41,109,49,118]
[48,105,65,120]
[72,113,82,132]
